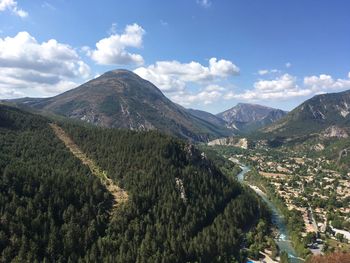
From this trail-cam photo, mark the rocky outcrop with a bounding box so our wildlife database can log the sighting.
[321,126,348,138]
[208,137,248,149]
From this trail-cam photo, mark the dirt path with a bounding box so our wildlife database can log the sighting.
[50,123,128,212]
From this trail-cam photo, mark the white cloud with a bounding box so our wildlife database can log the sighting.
[229,74,312,101]
[0,0,27,17]
[0,31,90,98]
[258,69,280,76]
[304,74,350,92]
[0,86,24,98]
[209,58,239,77]
[196,0,212,8]
[227,72,350,102]
[254,74,297,92]
[134,58,239,93]
[108,23,118,35]
[258,70,269,76]
[88,23,145,65]
[285,62,292,68]
[171,85,225,106]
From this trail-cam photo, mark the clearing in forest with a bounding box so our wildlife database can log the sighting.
[49,123,128,212]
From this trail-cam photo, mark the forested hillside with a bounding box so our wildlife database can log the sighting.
[0,105,269,262]
[0,105,111,262]
[61,122,270,262]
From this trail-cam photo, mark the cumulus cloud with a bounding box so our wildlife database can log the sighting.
[254,74,297,92]
[87,23,145,65]
[0,31,90,98]
[134,58,239,93]
[227,72,350,102]
[228,74,312,101]
[197,0,212,8]
[304,74,350,92]
[0,0,27,17]
[171,85,226,106]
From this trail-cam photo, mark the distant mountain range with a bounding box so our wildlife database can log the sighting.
[6,70,233,142]
[216,103,288,132]
[263,89,350,137]
[6,68,350,143]
[187,108,228,128]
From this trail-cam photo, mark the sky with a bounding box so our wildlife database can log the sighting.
[0,0,350,113]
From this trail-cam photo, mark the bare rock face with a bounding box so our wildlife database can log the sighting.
[311,143,325,152]
[208,137,249,149]
[321,126,349,138]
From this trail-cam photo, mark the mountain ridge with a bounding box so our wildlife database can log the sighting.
[6,69,234,142]
[216,102,288,132]
[262,89,350,137]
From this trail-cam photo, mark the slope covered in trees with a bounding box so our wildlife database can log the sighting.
[0,105,111,262]
[0,104,270,262]
[62,121,270,262]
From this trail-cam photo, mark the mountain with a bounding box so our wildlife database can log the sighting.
[216,103,287,132]
[263,89,350,137]
[187,108,229,128]
[7,70,233,142]
[0,104,268,262]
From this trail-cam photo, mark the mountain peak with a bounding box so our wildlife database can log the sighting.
[7,69,233,141]
[105,69,138,76]
[97,69,145,81]
[235,102,273,109]
[217,103,287,132]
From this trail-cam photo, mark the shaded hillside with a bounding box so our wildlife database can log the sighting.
[263,89,350,137]
[187,108,229,128]
[7,70,233,142]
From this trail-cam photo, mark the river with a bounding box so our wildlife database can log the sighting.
[237,165,304,263]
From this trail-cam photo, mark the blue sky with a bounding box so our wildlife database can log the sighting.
[0,0,350,113]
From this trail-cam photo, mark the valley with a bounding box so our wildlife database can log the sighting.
[2,1,350,262]
[205,142,350,261]
[2,69,350,262]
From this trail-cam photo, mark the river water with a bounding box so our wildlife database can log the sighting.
[237,165,304,263]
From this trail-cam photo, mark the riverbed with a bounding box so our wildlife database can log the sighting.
[237,165,304,263]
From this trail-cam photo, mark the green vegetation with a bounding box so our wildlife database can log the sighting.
[61,121,270,262]
[54,100,89,116]
[0,105,110,262]
[99,95,121,116]
[280,251,290,263]
[0,105,270,262]
[198,145,242,177]
[260,89,350,138]
[245,170,311,259]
